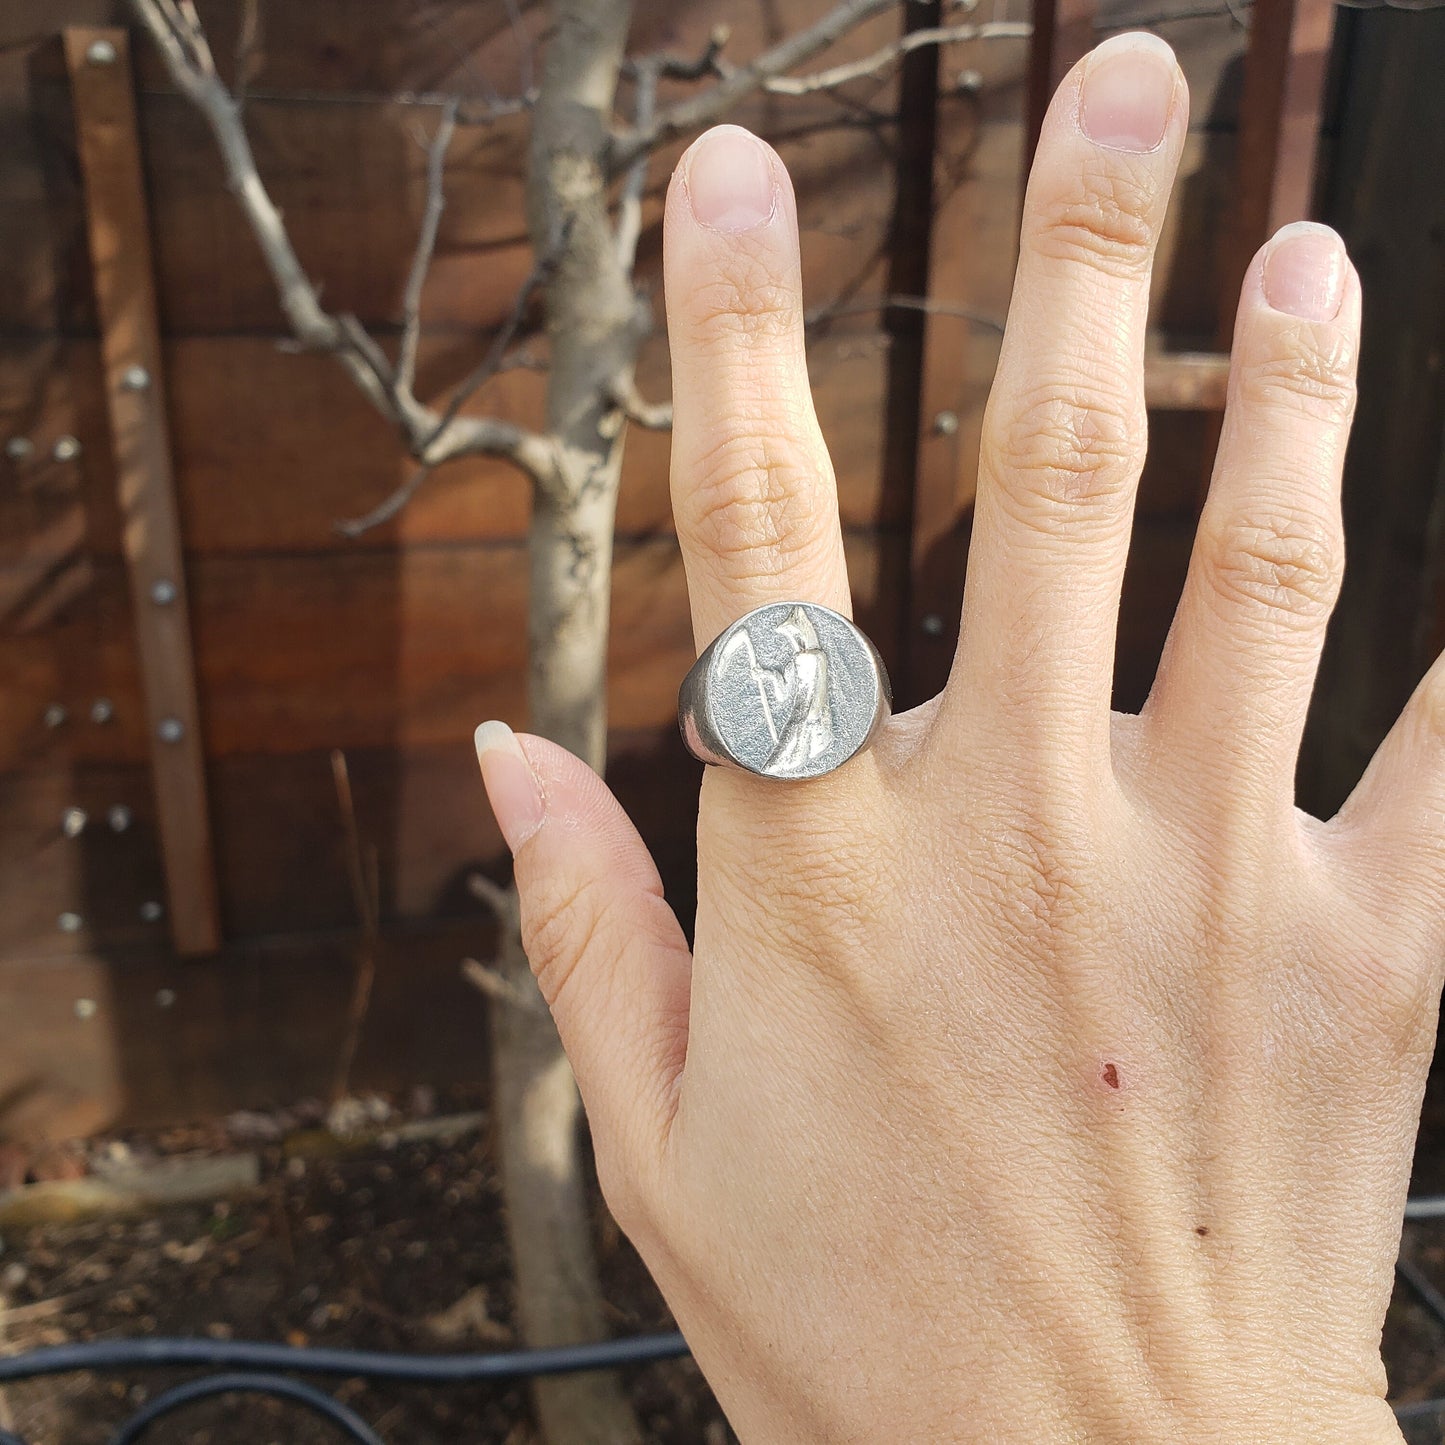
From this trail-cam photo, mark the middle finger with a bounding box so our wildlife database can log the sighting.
[938,34,1188,767]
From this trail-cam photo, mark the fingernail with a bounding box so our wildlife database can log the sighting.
[475,721,544,853]
[1079,33,1178,153]
[683,125,777,233]
[1261,222,1346,321]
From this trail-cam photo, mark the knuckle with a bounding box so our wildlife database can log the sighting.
[684,254,801,348]
[984,381,1142,525]
[686,431,832,578]
[1234,331,1357,424]
[1200,508,1343,624]
[1030,162,1158,279]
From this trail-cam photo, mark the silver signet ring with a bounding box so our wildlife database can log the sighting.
[678,601,892,780]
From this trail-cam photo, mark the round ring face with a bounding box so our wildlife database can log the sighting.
[701,602,889,780]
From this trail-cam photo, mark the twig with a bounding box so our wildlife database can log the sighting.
[608,381,673,431]
[467,871,519,929]
[462,957,544,1012]
[126,0,555,491]
[614,61,657,270]
[335,463,435,539]
[761,19,1032,95]
[331,749,377,1102]
[805,292,1007,334]
[233,0,261,111]
[398,98,460,396]
[424,231,568,453]
[612,0,910,169]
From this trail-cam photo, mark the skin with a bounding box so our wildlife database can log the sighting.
[475,34,1445,1443]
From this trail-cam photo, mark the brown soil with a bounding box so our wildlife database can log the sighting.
[0,1091,726,1445]
[8,1086,1445,1443]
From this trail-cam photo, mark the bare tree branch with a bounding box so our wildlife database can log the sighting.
[762,19,1032,95]
[126,0,555,490]
[608,381,673,430]
[614,62,657,270]
[612,0,900,169]
[335,463,435,539]
[423,232,567,464]
[398,99,458,396]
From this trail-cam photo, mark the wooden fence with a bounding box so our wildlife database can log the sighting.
[0,0,1440,1141]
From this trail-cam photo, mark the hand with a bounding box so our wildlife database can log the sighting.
[476,33,1443,1444]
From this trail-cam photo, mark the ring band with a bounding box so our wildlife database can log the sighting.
[678,601,892,779]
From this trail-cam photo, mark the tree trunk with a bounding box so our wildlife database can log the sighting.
[489,2,647,1441]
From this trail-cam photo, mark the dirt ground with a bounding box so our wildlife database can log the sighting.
[7,1087,1445,1443]
[0,1089,726,1445]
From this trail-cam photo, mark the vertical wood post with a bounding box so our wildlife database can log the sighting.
[65,27,221,957]
[1025,0,1096,176]
[1219,0,1335,318]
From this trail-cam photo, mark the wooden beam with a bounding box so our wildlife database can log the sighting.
[1143,350,1231,412]
[64,28,220,957]
[1025,0,1096,176]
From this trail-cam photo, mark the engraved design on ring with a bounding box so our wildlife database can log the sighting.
[678,602,892,780]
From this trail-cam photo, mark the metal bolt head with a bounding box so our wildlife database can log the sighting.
[90,697,114,724]
[120,364,151,393]
[150,579,177,606]
[58,911,83,934]
[920,612,945,638]
[43,703,68,729]
[155,988,177,1009]
[932,410,960,437]
[62,807,88,838]
[108,804,133,833]
[52,435,81,463]
[140,900,164,923]
[74,997,99,1021]
[86,38,117,65]
[157,717,184,743]
[4,437,33,462]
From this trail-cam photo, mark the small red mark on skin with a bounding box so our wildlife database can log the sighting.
[1195,1226,1210,1237]
[1099,1062,1121,1090]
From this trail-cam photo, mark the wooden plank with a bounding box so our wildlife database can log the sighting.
[0,326,895,559]
[1299,7,1445,816]
[0,921,501,1143]
[0,533,900,768]
[64,28,220,956]
[0,728,703,958]
[4,6,1250,337]
[1144,349,1230,411]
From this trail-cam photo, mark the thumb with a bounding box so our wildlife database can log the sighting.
[474,722,692,1174]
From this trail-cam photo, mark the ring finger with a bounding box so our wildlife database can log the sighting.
[664,125,851,654]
